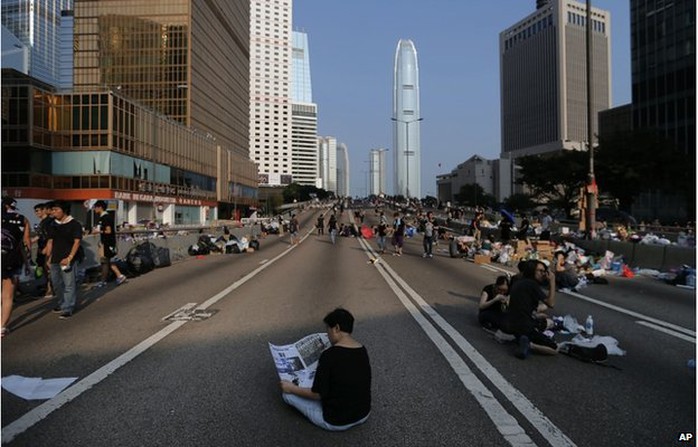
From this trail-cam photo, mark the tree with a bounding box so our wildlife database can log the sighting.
[595,130,694,213]
[454,183,495,208]
[282,183,332,203]
[503,193,535,213]
[516,150,588,217]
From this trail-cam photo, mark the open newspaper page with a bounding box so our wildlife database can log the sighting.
[269,332,331,388]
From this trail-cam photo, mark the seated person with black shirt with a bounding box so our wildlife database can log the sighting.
[280,308,371,431]
[478,275,510,331]
[503,260,558,359]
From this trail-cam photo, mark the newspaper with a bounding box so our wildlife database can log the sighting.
[269,332,331,388]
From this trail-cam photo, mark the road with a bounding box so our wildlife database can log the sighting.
[2,208,695,446]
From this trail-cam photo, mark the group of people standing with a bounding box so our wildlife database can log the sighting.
[1,198,128,337]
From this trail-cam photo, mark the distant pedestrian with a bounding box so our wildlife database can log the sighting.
[516,214,530,244]
[2,197,31,336]
[391,212,405,256]
[422,211,436,258]
[289,214,300,245]
[499,216,513,245]
[92,200,127,287]
[327,214,338,245]
[47,201,83,319]
[539,209,552,241]
[317,215,325,235]
[375,219,388,254]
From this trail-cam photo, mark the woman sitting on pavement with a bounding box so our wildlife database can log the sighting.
[478,275,510,332]
[502,260,558,359]
[280,308,371,431]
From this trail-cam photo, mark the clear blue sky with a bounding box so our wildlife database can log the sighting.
[293,0,632,198]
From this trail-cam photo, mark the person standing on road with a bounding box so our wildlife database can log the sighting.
[327,213,338,245]
[421,211,436,258]
[516,214,530,244]
[316,215,325,235]
[280,308,371,431]
[32,202,55,298]
[539,209,552,241]
[46,201,83,319]
[374,218,388,254]
[503,260,557,359]
[92,200,127,287]
[391,212,405,256]
[289,214,300,245]
[2,197,31,336]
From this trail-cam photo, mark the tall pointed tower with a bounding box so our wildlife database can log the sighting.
[393,39,421,198]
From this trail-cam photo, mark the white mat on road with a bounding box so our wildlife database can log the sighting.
[2,375,78,400]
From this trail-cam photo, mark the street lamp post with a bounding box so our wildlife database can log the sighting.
[585,0,597,239]
[391,117,423,199]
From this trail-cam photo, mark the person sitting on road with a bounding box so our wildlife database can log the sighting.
[478,275,510,332]
[553,251,579,290]
[280,308,371,431]
[502,260,558,359]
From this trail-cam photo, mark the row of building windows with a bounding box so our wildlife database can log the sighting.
[504,15,553,50]
[567,12,606,33]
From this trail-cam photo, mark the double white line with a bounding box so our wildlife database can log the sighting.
[357,238,576,447]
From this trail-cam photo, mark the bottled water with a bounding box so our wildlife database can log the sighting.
[585,315,594,336]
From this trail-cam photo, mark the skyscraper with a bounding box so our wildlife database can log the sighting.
[250,0,293,186]
[369,148,388,196]
[317,136,337,194]
[290,30,319,186]
[500,0,611,159]
[1,0,72,87]
[392,39,422,199]
[336,142,350,197]
[631,0,695,154]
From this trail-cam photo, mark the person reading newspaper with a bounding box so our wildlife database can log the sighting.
[279,308,371,431]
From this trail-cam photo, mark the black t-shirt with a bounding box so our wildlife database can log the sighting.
[376,223,388,237]
[49,218,83,263]
[505,278,546,334]
[480,284,506,315]
[312,345,371,426]
[2,210,27,269]
[37,216,54,249]
[97,211,117,247]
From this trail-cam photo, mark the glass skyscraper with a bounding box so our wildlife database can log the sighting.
[1,0,73,87]
[291,30,312,103]
[393,39,421,199]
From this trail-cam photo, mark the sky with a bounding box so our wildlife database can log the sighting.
[293,0,632,198]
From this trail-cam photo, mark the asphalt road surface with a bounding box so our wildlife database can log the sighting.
[2,208,695,447]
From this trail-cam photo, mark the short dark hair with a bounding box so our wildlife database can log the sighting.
[93,200,107,210]
[34,202,46,210]
[52,200,71,215]
[522,260,545,279]
[323,308,355,333]
[495,275,510,287]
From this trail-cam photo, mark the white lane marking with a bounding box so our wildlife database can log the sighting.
[561,289,695,337]
[2,320,187,444]
[259,259,269,264]
[636,321,696,343]
[161,303,198,321]
[2,238,300,443]
[482,265,696,339]
[480,264,501,273]
[358,238,575,447]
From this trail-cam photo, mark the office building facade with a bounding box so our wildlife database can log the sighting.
[393,39,422,198]
[500,0,611,159]
[631,0,695,154]
[1,0,72,87]
[369,148,388,196]
[250,0,293,186]
[336,142,350,197]
[317,136,337,194]
[290,30,319,186]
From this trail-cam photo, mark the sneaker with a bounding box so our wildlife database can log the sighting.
[515,335,530,359]
[495,330,516,344]
[422,253,427,258]
[59,312,72,319]
[116,275,128,286]
[1,327,8,337]
[428,254,433,258]
[52,306,63,313]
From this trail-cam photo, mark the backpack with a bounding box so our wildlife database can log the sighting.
[2,214,24,269]
[562,343,608,364]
